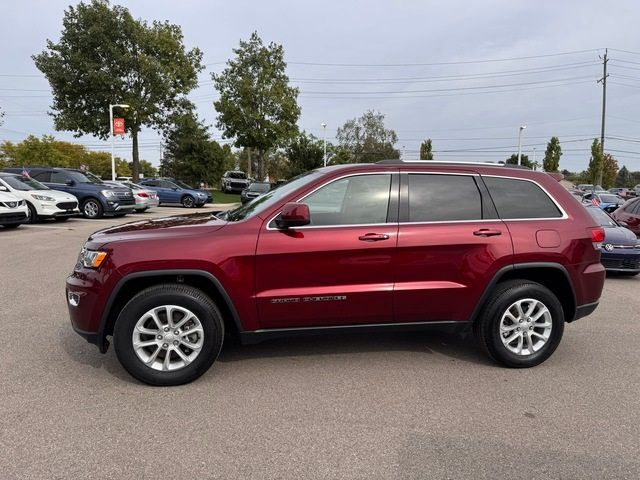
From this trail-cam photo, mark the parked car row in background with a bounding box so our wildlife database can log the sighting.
[0,166,218,228]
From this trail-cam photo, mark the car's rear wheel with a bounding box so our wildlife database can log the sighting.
[181,195,195,208]
[474,280,564,368]
[113,284,224,386]
[82,198,103,219]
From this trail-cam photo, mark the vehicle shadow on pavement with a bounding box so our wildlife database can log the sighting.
[58,326,136,383]
[218,329,494,367]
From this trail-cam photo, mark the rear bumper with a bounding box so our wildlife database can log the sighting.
[572,300,600,322]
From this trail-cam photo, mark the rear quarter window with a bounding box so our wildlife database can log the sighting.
[483,176,563,219]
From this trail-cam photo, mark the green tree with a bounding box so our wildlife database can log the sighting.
[161,110,233,186]
[615,165,632,187]
[420,139,434,160]
[586,139,603,186]
[212,32,300,180]
[285,132,325,177]
[336,110,399,163]
[134,160,157,178]
[601,153,618,189]
[505,153,532,168]
[33,0,203,182]
[543,136,562,172]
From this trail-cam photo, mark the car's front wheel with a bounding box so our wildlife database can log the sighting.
[474,280,564,368]
[113,284,224,386]
[82,198,103,219]
[181,195,195,208]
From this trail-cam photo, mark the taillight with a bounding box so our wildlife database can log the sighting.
[590,227,605,250]
[137,192,148,197]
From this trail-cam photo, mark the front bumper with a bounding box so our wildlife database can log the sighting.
[66,269,111,351]
[600,251,640,273]
[0,211,28,224]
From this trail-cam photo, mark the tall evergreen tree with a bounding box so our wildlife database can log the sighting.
[543,136,562,172]
[420,139,434,160]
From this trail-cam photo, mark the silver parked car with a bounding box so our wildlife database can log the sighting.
[104,180,159,213]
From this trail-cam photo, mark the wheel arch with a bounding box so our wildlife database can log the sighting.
[97,269,243,353]
[470,263,577,325]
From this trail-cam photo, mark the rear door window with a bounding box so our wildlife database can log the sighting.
[483,176,563,219]
[50,171,68,184]
[407,174,483,222]
[32,171,51,182]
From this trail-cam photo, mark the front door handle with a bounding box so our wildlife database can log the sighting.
[473,229,502,237]
[358,233,390,242]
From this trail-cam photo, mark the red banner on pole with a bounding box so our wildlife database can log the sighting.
[113,117,125,135]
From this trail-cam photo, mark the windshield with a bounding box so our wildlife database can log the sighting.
[249,183,270,192]
[587,207,617,227]
[228,172,247,179]
[69,170,103,184]
[2,175,49,191]
[173,179,194,189]
[599,194,619,203]
[222,171,322,221]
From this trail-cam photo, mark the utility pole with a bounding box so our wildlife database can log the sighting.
[321,123,327,167]
[597,48,609,187]
[517,125,526,165]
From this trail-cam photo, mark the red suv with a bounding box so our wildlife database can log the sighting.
[67,161,605,385]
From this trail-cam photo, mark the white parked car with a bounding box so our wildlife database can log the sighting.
[104,180,159,212]
[0,189,28,229]
[0,172,79,223]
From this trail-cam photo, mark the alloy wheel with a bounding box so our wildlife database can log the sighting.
[499,298,553,356]
[132,305,204,371]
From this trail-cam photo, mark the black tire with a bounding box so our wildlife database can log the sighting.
[135,208,147,213]
[54,217,70,222]
[81,198,103,219]
[113,284,224,386]
[26,202,39,224]
[3,223,20,229]
[181,195,195,208]
[473,280,564,368]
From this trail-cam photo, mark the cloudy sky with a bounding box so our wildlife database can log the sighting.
[2,0,640,172]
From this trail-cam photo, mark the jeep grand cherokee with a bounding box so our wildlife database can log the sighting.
[67,161,605,385]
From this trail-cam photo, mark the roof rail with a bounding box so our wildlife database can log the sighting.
[375,159,531,169]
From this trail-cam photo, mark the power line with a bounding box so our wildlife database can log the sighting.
[281,49,602,67]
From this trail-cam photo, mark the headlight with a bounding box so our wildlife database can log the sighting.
[101,190,117,198]
[31,194,55,202]
[78,247,108,269]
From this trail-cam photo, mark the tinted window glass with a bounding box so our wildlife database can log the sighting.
[303,174,391,226]
[160,181,177,189]
[31,171,51,182]
[50,171,68,184]
[630,199,640,214]
[142,180,159,187]
[484,177,562,219]
[408,174,482,222]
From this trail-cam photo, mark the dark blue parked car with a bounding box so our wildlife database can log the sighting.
[585,205,640,275]
[138,178,210,208]
[2,167,135,219]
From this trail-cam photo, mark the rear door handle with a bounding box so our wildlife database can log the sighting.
[358,233,390,242]
[473,229,502,237]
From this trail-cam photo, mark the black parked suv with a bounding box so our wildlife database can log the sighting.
[3,167,135,219]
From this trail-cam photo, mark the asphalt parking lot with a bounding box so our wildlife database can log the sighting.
[1,206,639,479]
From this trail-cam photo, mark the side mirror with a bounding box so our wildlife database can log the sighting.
[275,202,311,229]
[618,220,628,227]
[65,179,75,186]
[172,187,179,191]
[0,185,8,192]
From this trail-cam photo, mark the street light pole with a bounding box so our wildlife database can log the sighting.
[321,123,327,167]
[109,103,129,181]
[517,125,527,166]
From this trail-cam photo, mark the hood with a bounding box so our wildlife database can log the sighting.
[87,212,228,245]
[0,191,21,201]
[603,225,640,246]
